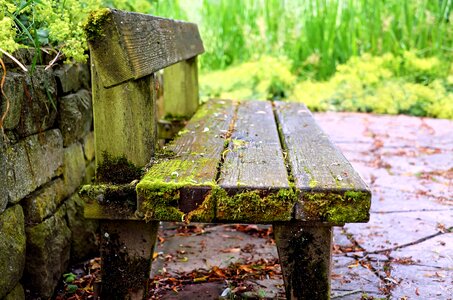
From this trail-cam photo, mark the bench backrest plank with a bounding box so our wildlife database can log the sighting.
[86,9,204,88]
[86,8,204,170]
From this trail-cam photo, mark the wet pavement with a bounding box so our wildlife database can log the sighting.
[150,112,453,299]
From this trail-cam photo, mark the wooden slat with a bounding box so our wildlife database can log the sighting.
[85,9,204,88]
[274,101,371,223]
[216,101,294,222]
[136,100,236,221]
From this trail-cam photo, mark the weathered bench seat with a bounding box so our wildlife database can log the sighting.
[136,99,370,224]
[81,8,371,300]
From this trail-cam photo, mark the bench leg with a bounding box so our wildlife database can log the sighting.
[99,220,159,300]
[273,222,332,300]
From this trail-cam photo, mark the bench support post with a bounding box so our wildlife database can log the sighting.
[91,64,157,167]
[273,222,332,300]
[99,220,159,300]
[158,58,200,140]
[162,57,199,118]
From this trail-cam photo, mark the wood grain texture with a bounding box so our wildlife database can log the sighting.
[137,100,237,218]
[163,57,199,118]
[86,9,204,88]
[274,223,332,300]
[100,220,158,299]
[216,100,294,222]
[274,101,371,223]
[219,100,289,189]
[91,63,156,168]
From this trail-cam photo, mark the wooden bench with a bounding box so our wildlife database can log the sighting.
[81,9,371,300]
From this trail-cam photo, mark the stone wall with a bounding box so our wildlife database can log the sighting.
[0,51,98,299]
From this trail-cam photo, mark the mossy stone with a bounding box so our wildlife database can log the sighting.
[62,141,86,198]
[16,67,58,138]
[58,89,93,146]
[0,144,7,213]
[3,283,25,300]
[65,193,99,261]
[24,205,71,298]
[54,63,81,94]
[3,129,63,205]
[22,178,66,224]
[0,72,24,130]
[82,132,95,162]
[0,205,26,299]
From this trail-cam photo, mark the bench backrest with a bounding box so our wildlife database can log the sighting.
[85,9,204,170]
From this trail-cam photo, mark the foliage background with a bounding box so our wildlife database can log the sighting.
[0,0,452,118]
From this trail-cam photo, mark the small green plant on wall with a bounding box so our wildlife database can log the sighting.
[0,0,156,63]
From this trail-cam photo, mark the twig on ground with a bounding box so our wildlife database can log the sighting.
[332,289,363,299]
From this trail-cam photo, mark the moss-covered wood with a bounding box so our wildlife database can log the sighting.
[136,99,371,224]
[91,63,156,169]
[79,184,139,220]
[274,101,371,223]
[274,223,332,300]
[136,100,237,222]
[162,57,200,120]
[84,8,204,88]
[216,100,294,222]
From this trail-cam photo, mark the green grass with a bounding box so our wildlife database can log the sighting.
[3,0,451,80]
[155,0,452,80]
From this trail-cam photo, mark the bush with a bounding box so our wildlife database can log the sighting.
[290,52,453,119]
[200,56,296,101]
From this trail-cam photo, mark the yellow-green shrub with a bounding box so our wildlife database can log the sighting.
[200,56,296,101]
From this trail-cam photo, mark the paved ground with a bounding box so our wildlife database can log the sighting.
[150,112,453,299]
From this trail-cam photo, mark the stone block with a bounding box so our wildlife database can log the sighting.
[58,89,92,146]
[0,205,26,299]
[54,63,81,94]
[65,193,99,261]
[78,63,91,90]
[62,142,86,198]
[16,67,58,137]
[2,129,63,206]
[0,71,25,130]
[0,143,7,213]
[24,205,71,298]
[82,131,95,162]
[3,283,25,300]
[22,178,66,225]
[83,160,96,184]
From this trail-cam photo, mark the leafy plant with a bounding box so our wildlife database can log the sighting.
[0,0,156,63]
[290,52,453,119]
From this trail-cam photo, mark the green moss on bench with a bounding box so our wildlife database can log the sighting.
[79,183,138,220]
[215,188,297,223]
[302,190,371,223]
[96,152,143,184]
[136,158,218,222]
[84,8,112,42]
